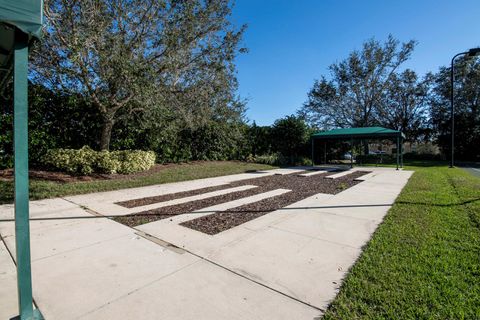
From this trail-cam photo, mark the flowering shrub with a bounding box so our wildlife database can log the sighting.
[43,146,155,175]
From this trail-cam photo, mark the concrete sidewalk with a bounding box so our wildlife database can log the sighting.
[0,167,412,319]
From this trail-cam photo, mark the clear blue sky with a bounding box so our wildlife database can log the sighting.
[231,0,480,125]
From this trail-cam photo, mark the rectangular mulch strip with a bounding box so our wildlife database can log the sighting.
[180,171,370,235]
[115,184,233,208]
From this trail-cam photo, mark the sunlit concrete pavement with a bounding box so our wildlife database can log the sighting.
[0,167,412,319]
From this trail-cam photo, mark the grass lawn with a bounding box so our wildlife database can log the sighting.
[324,162,480,319]
[0,161,275,204]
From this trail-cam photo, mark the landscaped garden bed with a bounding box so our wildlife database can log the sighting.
[0,162,188,183]
[114,170,370,232]
[0,161,276,204]
[182,171,369,234]
[116,183,232,208]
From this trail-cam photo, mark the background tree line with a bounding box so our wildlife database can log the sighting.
[299,35,480,161]
[0,1,479,169]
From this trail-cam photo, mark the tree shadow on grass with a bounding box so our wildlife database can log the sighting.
[396,197,480,207]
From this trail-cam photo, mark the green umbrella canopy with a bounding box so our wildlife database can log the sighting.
[0,0,43,85]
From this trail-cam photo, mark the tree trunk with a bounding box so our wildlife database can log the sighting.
[99,115,115,151]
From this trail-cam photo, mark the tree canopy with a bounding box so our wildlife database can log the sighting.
[430,57,480,160]
[33,0,246,150]
[299,35,418,135]
[2,8,479,168]
[379,69,431,141]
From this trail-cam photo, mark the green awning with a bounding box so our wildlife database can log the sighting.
[0,0,43,39]
[0,0,43,88]
[312,126,404,140]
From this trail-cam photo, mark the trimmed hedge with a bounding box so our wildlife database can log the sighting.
[43,146,156,175]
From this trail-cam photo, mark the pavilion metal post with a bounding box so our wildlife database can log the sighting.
[311,138,314,166]
[12,31,43,320]
[400,137,404,168]
[324,141,327,165]
[350,138,353,168]
[396,136,400,170]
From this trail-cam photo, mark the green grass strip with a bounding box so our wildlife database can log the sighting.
[323,163,480,319]
[0,161,275,204]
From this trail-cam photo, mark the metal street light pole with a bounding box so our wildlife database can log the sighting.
[450,48,480,168]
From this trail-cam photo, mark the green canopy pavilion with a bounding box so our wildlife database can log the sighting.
[0,0,43,319]
[311,127,405,170]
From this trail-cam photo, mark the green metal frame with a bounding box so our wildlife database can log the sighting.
[350,138,354,168]
[11,30,43,320]
[311,139,314,166]
[396,136,400,170]
[0,1,43,318]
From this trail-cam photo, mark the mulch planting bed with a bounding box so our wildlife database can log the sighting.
[113,186,267,226]
[181,171,369,235]
[0,161,212,183]
[117,169,329,208]
[0,168,110,183]
[114,170,370,230]
[116,184,233,208]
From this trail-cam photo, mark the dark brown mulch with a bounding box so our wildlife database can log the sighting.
[114,172,314,226]
[180,171,369,235]
[116,184,233,208]
[117,169,318,208]
[113,186,266,227]
[114,170,370,229]
[0,168,109,183]
[0,161,210,183]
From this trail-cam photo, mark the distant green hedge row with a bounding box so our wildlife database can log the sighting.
[247,152,312,166]
[43,146,156,175]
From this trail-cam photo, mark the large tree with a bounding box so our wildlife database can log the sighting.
[32,0,246,150]
[380,69,431,141]
[270,115,310,160]
[430,57,480,160]
[299,35,416,130]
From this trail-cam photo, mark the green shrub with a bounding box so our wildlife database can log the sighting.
[44,146,96,175]
[96,150,122,174]
[296,157,313,166]
[254,153,281,165]
[43,146,156,175]
[111,150,156,174]
[253,153,313,166]
[245,154,256,163]
[253,153,287,166]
